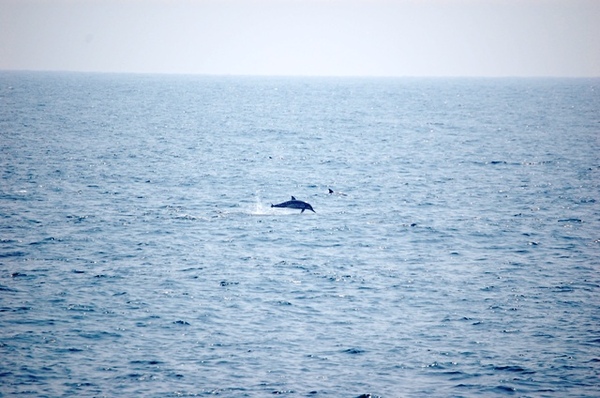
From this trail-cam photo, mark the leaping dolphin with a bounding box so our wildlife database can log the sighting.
[271,196,315,213]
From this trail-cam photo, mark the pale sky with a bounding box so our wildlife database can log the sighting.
[1,0,599,77]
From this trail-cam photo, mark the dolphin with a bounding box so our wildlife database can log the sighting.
[271,196,315,213]
[328,188,347,196]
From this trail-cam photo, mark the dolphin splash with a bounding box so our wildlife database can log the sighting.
[271,196,315,213]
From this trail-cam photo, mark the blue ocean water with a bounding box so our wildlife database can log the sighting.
[1,72,599,397]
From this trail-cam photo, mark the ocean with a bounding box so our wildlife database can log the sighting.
[1,72,598,397]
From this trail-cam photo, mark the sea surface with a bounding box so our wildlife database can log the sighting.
[1,72,599,397]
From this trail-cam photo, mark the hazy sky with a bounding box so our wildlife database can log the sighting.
[1,0,599,77]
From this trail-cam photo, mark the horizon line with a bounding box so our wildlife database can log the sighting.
[1,68,599,80]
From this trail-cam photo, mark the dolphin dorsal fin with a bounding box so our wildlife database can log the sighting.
[291,196,296,200]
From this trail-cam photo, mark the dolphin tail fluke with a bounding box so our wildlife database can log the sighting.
[271,204,274,208]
